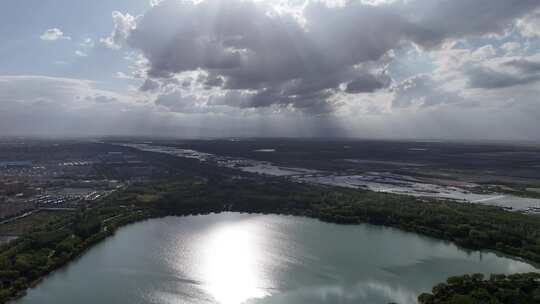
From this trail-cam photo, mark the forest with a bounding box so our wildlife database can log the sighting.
[418,273,540,304]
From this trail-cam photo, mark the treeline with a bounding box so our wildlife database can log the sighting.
[418,273,540,304]
[314,191,540,263]
[149,177,540,264]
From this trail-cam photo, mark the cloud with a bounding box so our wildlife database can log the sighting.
[149,0,163,7]
[140,78,160,91]
[345,73,389,94]
[392,74,464,108]
[40,28,71,41]
[0,75,157,137]
[86,95,118,103]
[464,57,540,90]
[0,75,120,106]
[155,90,214,113]
[128,0,399,112]
[75,50,88,57]
[466,66,540,89]
[500,42,521,53]
[80,38,95,48]
[470,45,497,61]
[402,0,540,46]
[502,58,540,74]
[517,9,540,38]
[1,73,539,140]
[100,11,137,49]
[118,0,540,114]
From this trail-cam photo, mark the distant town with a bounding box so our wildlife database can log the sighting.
[0,140,171,244]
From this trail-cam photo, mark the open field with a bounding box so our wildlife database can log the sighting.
[113,139,540,212]
[0,211,69,237]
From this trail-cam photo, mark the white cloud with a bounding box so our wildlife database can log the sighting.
[75,50,88,57]
[501,42,522,53]
[470,45,497,61]
[0,75,116,105]
[80,38,94,48]
[115,72,133,80]
[0,75,151,136]
[149,0,163,7]
[517,9,540,38]
[100,11,137,49]
[40,28,71,41]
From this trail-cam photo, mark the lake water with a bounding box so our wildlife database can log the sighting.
[16,213,537,304]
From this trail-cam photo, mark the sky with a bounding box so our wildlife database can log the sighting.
[1,0,540,140]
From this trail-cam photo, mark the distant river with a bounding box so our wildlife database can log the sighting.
[16,213,537,304]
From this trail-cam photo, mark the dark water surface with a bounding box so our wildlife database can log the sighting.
[16,213,537,304]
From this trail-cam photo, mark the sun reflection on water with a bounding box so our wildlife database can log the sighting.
[197,220,270,304]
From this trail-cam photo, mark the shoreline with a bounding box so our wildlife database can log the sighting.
[8,211,540,304]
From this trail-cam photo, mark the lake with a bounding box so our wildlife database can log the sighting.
[15,213,537,304]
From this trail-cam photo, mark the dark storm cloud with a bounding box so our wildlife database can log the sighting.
[208,88,337,114]
[155,90,222,114]
[503,59,540,74]
[345,73,387,94]
[467,66,540,89]
[155,91,195,112]
[402,0,540,47]
[140,78,160,91]
[201,73,224,88]
[125,0,540,112]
